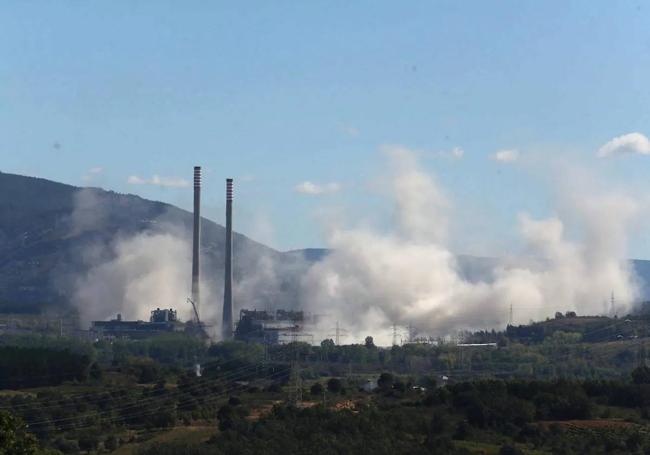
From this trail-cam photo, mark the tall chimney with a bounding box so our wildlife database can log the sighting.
[191,166,201,320]
[222,178,234,340]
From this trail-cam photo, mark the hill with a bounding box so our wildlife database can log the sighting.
[3,171,650,321]
[0,171,301,316]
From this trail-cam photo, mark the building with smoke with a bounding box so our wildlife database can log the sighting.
[91,308,185,340]
[234,309,312,344]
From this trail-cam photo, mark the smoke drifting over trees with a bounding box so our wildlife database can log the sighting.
[303,148,641,344]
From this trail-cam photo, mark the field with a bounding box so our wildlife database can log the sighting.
[113,426,215,455]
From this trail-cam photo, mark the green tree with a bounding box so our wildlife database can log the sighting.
[320,339,335,350]
[0,411,41,455]
[310,383,324,396]
[78,431,100,452]
[326,378,343,393]
[632,366,650,384]
[499,444,524,455]
[377,372,394,391]
[217,405,235,431]
[105,435,119,451]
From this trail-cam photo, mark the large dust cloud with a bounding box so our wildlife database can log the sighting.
[303,148,641,344]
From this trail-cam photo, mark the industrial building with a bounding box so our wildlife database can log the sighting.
[91,308,185,339]
[234,309,312,344]
[90,166,234,342]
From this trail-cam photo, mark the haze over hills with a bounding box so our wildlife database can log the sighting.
[1,171,650,321]
[288,248,650,300]
[0,171,303,318]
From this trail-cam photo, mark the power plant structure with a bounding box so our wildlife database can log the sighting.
[191,166,201,320]
[234,309,314,345]
[222,178,234,340]
[89,167,309,344]
[90,165,211,341]
[91,308,185,340]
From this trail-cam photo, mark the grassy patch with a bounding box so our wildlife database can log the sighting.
[454,440,550,455]
[111,426,215,455]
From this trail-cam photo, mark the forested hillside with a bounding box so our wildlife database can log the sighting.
[0,172,301,314]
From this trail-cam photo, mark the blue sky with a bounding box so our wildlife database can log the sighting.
[2,1,650,254]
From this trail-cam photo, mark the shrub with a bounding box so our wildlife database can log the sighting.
[327,378,343,393]
[311,383,324,396]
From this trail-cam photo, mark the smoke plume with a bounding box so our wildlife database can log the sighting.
[67,189,219,329]
[303,147,641,344]
[74,231,194,324]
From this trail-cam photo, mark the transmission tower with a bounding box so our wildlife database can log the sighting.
[288,330,302,405]
[407,323,417,343]
[289,363,302,405]
[327,321,348,345]
[508,303,513,326]
[390,324,405,346]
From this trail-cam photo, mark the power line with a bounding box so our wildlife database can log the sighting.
[288,330,302,405]
[0,355,270,412]
[0,359,282,409]
[24,361,267,425]
[27,362,290,430]
[39,367,291,432]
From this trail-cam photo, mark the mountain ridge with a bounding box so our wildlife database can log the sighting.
[0,171,289,314]
[2,171,650,317]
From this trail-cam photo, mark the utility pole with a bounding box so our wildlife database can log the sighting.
[335,321,340,345]
[392,324,398,346]
[289,363,302,405]
[456,332,466,372]
[289,330,302,406]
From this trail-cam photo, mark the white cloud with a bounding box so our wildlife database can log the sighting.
[127,176,146,184]
[294,181,341,195]
[340,124,360,137]
[82,166,104,183]
[430,146,465,160]
[491,149,519,163]
[127,175,189,188]
[410,145,465,160]
[450,146,464,159]
[598,132,650,158]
